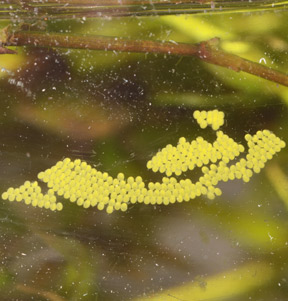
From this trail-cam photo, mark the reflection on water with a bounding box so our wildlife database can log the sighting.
[0,4,288,301]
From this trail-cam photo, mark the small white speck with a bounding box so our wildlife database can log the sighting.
[268,232,274,241]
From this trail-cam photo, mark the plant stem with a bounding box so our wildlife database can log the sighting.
[2,0,286,19]
[12,31,288,87]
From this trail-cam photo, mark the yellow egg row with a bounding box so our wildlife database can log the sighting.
[1,181,63,211]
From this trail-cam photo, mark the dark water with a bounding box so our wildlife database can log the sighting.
[0,5,288,301]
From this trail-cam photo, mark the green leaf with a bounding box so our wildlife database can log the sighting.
[134,262,274,301]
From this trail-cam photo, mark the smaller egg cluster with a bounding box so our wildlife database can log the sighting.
[193,110,225,131]
[244,130,286,174]
[1,181,63,211]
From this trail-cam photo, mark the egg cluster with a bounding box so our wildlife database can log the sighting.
[1,111,286,214]
[37,158,145,214]
[193,110,225,130]
[244,130,286,174]
[1,180,63,211]
[147,136,215,176]
[199,130,286,189]
[146,131,245,177]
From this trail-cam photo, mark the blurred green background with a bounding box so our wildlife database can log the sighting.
[0,3,288,300]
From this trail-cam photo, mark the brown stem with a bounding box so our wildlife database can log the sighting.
[19,0,209,5]
[11,31,288,87]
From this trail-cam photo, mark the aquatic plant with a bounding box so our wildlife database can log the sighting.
[1,110,285,214]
